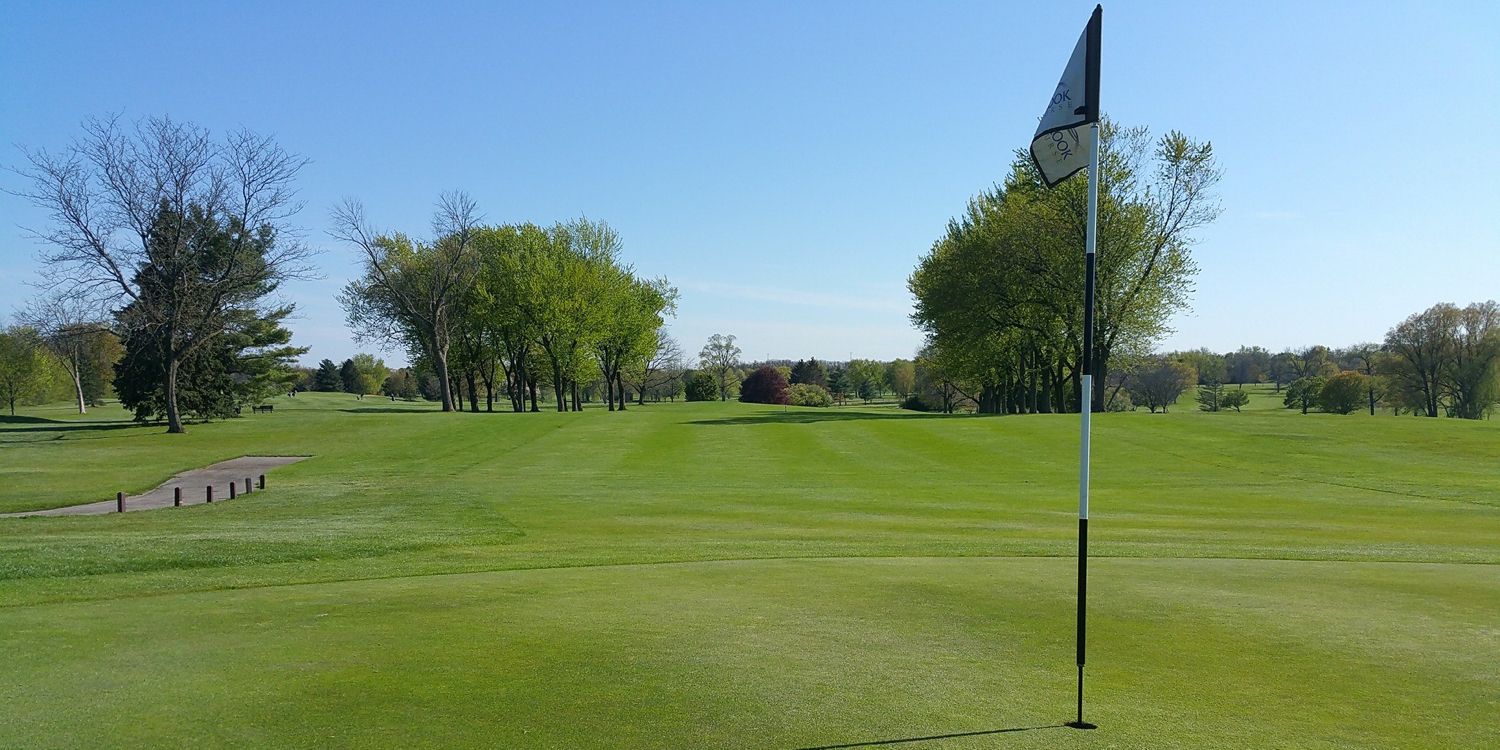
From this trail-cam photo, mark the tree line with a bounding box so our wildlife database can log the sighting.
[1114,300,1500,418]
[333,195,679,413]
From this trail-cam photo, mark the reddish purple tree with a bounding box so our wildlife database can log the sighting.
[739,365,790,405]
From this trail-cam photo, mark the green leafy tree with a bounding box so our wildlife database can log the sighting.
[383,368,420,399]
[1220,389,1250,412]
[910,119,1221,413]
[352,353,390,396]
[1341,343,1386,415]
[1175,348,1227,385]
[685,371,718,402]
[1284,376,1326,414]
[1442,301,1500,420]
[0,326,55,416]
[846,359,884,402]
[334,192,481,412]
[886,359,915,398]
[1318,371,1367,415]
[1127,357,1194,413]
[786,383,832,407]
[22,294,118,414]
[1225,346,1270,386]
[698,334,741,402]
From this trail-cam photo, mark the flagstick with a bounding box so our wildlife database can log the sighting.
[1068,120,1101,731]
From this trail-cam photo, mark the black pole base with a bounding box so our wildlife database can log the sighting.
[1065,721,1098,730]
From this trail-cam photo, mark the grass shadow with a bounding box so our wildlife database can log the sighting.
[338,406,442,414]
[0,420,145,434]
[0,415,65,424]
[688,411,971,426]
[785,725,1066,749]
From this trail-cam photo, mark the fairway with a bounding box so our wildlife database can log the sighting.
[2,393,1497,749]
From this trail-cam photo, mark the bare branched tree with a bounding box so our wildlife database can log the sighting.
[20,293,111,414]
[628,330,683,405]
[332,191,481,412]
[11,115,310,432]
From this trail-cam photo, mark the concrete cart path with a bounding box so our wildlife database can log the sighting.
[1,456,311,517]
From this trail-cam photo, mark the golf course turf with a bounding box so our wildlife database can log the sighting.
[1,390,1496,749]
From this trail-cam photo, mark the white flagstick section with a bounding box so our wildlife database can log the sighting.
[1080,123,1099,519]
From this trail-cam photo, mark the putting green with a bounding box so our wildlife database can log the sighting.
[0,392,1496,748]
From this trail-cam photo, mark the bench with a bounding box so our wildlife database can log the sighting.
[251,404,275,414]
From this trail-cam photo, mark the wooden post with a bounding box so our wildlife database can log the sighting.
[245,477,252,494]
[258,474,265,490]
[117,492,125,513]
[207,485,214,503]
[174,487,182,507]
[229,482,236,500]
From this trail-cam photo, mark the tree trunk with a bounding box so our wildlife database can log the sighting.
[467,372,480,413]
[572,380,583,411]
[606,368,615,411]
[616,373,628,411]
[510,367,524,412]
[435,346,455,413]
[71,365,87,415]
[165,356,186,433]
[1026,365,1037,414]
[1091,358,1109,413]
[528,379,539,412]
[552,362,567,412]
[1038,366,1053,414]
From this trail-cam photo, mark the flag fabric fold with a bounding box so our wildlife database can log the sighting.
[1029,5,1102,187]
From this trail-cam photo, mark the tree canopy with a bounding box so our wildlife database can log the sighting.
[910,119,1220,414]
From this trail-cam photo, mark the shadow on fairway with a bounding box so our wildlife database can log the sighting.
[0,419,144,434]
[338,406,440,414]
[689,411,966,426]
[785,725,1065,749]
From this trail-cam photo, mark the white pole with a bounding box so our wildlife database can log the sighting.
[1080,122,1099,519]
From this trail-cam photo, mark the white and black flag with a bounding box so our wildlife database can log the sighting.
[1029,5,1102,187]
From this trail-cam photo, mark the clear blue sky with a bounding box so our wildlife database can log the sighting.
[2,1,1496,366]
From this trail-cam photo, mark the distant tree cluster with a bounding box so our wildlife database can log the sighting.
[335,197,679,413]
[1106,300,1500,419]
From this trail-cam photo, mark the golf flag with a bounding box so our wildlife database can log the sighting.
[1029,5,1102,187]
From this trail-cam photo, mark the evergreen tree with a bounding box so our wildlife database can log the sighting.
[685,371,718,402]
[790,358,827,387]
[826,367,849,405]
[340,358,360,393]
[115,307,304,422]
[314,359,342,391]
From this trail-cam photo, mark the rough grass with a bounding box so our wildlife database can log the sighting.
[0,389,1496,749]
